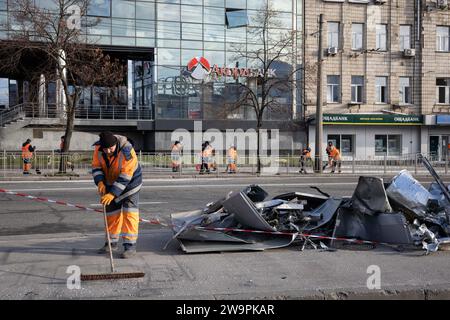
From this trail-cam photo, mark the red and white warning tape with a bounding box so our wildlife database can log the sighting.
[0,188,164,226]
[0,188,406,247]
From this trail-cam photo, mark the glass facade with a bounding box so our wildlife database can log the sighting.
[0,0,302,121]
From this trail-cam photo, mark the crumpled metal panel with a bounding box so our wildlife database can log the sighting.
[177,233,297,253]
[272,192,329,211]
[222,191,277,231]
[331,208,413,245]
[386,170,431,219]
[351,176,392,215]
[303,198,343,231]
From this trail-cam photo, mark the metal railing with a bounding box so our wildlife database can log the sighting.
[0,151,448,178]
[0,103,153,126]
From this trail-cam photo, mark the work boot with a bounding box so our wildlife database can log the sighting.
[97,242,118,254]
[121,244,137,259]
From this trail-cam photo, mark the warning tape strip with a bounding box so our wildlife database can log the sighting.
[0,188,407,247]
[0,188,165,226]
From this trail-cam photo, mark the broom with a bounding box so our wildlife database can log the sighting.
[81,205,145,281]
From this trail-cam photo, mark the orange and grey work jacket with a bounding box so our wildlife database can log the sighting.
[91,135,142,202]
[329,147,341,161]
[22,143,34,160]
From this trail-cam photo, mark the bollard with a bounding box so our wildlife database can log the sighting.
[3,150,5,178]
[446,154,448,175]
[287,153,290,175]
[352,154,355,174]
[414,153,418,175]
[384,154,387,174]
[52,150,55,175]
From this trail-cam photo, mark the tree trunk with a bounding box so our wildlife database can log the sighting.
[58,89,77,173]
[256,121,262,174]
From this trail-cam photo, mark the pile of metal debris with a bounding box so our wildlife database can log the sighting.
[169,156,450,254]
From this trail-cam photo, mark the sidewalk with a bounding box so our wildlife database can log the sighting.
[1,230,450,300]
[1,170,449,182]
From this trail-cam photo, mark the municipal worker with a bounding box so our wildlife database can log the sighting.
[171,141,182,172]
[299,145,311,174]
[200,141,211,174]
[21,138,35,174]
[91,131,143,259]
[322,141,333,171]
[226,145,237,174]
[329,145,342,174]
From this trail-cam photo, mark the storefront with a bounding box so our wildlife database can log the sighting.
[308,114,424,159]
[425,115,450,161]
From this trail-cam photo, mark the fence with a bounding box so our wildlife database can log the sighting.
[0,151,447,178]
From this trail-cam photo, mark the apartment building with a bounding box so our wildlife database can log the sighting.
[304,0,450,160]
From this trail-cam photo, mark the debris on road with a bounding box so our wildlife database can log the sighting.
[170,158,450,254]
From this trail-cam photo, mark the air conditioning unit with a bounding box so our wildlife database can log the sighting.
[403,48,416,57]
[374,0,387,4]
[327,47,338,56]
[437,0,448,9]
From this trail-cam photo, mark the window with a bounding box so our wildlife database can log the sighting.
[351,76,364,103]
[225,9,248,28]
[112,0,135,19]
[181,5,203,23]
[376,24,387,51]
[0,0,6,10]
[88,0,111,17]
[327,22,339,48]
[436,78,450,104]
[0,78,8,108]
[375,135,401,156]
[399,77,411,104]
[327,75,340,103]
[437,26,450,52]
[375,76,388,103]
[157,3,180,21]
[327,134,354,155]
[352,23,363,50]
[399,25,411,51]
[136,2,155,20]
[182,23,202,41]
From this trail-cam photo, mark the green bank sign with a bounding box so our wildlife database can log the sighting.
[323,114,423,125]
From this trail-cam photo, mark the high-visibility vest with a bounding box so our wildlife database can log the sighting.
[329,147,341,160]
[227,148,237,163]
[91,135,142,200]
[22,144,33,159]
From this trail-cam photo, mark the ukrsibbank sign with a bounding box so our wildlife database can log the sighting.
[187,56,277,81]
[322,114,423,125]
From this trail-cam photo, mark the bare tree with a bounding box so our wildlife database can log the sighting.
[0,0,124,172]
[225,4,300,173]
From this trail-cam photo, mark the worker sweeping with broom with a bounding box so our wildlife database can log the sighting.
[92,131,143,259]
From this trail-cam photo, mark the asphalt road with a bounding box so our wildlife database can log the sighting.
[0,175,440,236]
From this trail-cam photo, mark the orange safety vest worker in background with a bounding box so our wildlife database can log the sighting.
[226,146,237,174]
[21,139,35,174]
[91,131,143,259]
[171,141,182,172]
[329,146,342,173]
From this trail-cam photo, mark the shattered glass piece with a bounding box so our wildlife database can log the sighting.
[223,192,277,231]
[351,176,392,215]
[386,170,431,219]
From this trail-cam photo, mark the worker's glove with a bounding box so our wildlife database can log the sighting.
[97,181,106,195]
[101,193,115,206]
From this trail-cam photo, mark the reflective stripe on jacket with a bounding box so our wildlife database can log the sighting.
[91,135,142,199]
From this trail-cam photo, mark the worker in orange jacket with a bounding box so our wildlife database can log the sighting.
[329,145,342,174]
[92,131,143,259]
[171,141,182,172]
[226,145,237,174]
[21,139,35,174]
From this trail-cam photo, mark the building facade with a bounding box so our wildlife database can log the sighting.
[304,0,450,161]
[0,0,304,153]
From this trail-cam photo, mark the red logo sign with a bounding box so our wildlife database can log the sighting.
[187,57,211,80]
